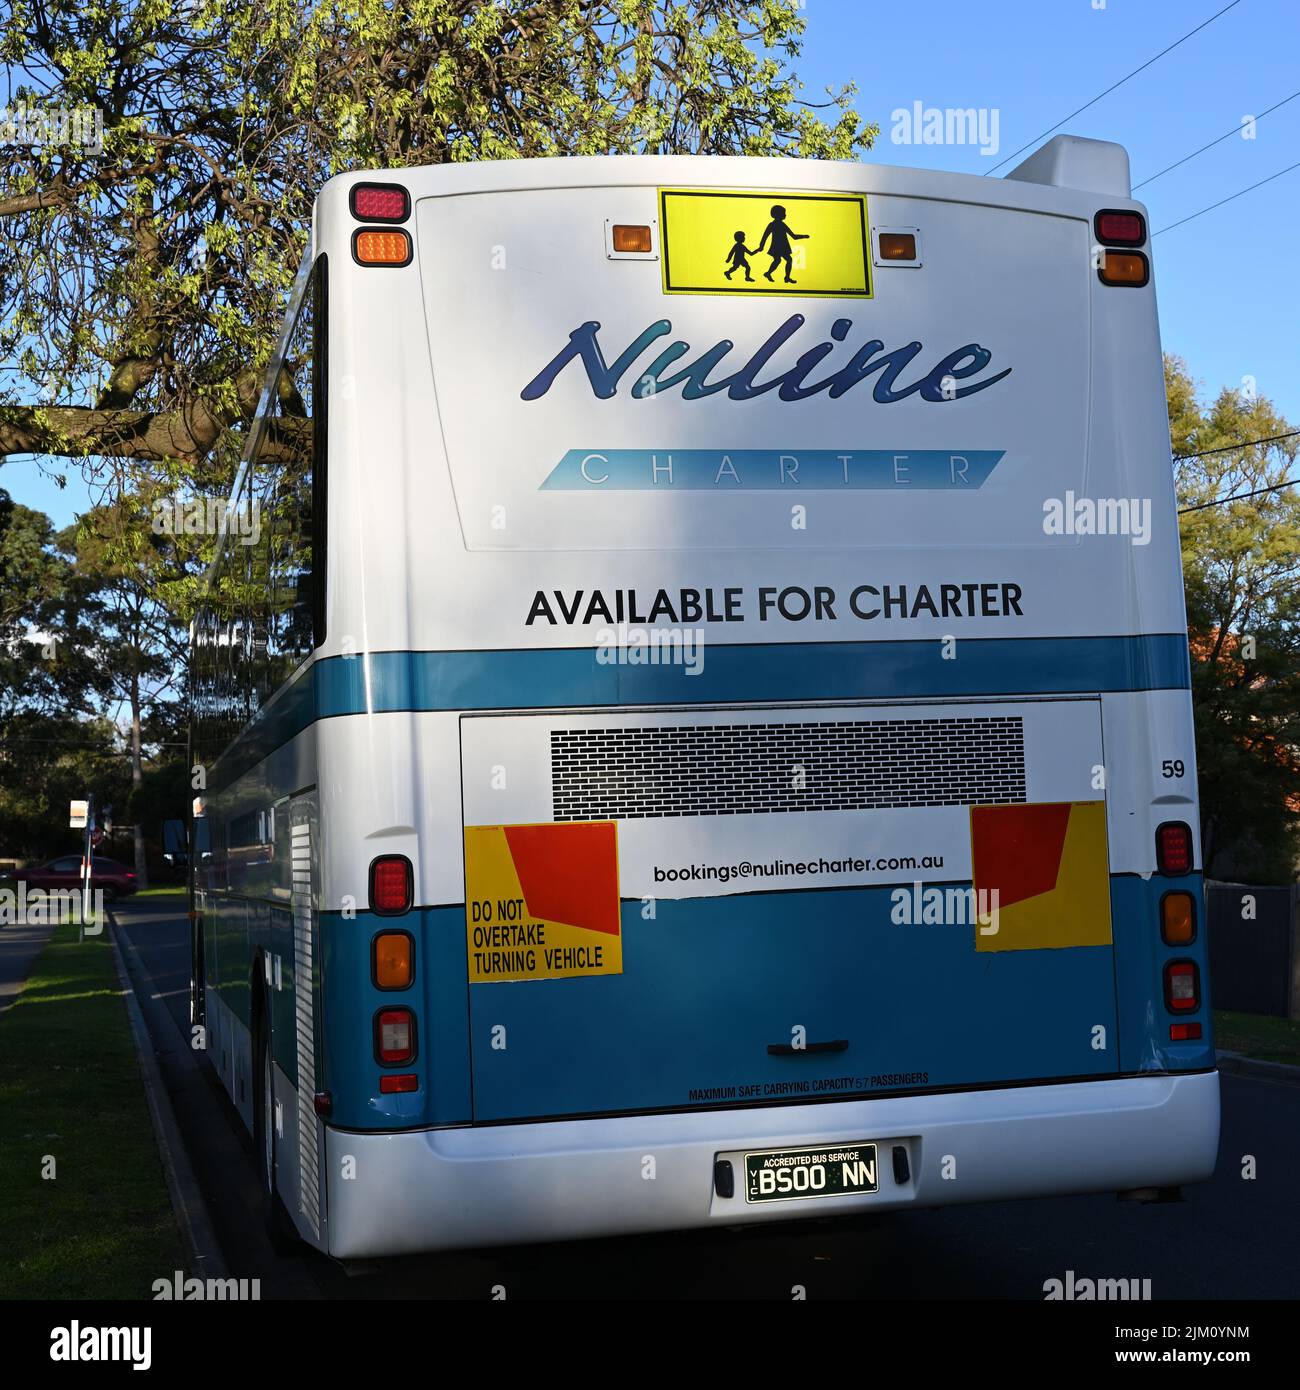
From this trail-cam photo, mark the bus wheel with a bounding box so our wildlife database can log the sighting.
[253,1002,300,1253]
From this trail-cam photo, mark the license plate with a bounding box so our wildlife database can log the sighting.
[743,1142,878,1204]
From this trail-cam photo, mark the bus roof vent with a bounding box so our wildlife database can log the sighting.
[1004,134,1131,198]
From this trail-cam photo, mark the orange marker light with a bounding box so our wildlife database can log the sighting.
[373,932,413,989]
[1161,892,1195,946]
[611,224,652,253]
[878,232,917,260]
[1098,250,1148,287]
[353,229,412,266]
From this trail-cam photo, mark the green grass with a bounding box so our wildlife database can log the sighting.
[0,921,181,1299]
[131,886,187,898]
[1214,1010,1300,1067]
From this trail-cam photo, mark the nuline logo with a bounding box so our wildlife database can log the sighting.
[521,316,1011,405]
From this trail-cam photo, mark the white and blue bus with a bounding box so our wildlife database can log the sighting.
[190,134,1218,1257]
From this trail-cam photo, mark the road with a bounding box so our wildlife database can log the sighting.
[0,920,53,1016]
[113,896,1300,1300]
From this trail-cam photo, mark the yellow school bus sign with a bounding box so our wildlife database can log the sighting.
[658,188,872,298]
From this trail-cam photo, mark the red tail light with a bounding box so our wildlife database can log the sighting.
[375,1008,416,1064]
[349,183,409,223]
[369,855,412,915]
[1155,822,1193,874]
[1169,1022,1202,1041]
[1164,961,1199,1013]
[126,872,136,880]
[1094,209,1146,245]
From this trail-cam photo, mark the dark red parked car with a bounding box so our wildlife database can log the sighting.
[2,854,138,902]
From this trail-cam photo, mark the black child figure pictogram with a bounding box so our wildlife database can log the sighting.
[723,230,756,281]
[757,204,808,283]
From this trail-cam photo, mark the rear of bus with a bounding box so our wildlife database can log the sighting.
[312,137,1217,1255]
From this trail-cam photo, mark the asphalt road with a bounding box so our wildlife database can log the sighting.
[0,920,53,1016]
[113,896,1300,1300]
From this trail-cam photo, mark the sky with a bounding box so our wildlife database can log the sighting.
[796,0,1299,418]
[8,0,1298,527]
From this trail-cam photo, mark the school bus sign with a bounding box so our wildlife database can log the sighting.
[658,188,871,298]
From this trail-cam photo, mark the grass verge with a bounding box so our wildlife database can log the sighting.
[1214,1009,1300,1067]
[0,920,181,1298]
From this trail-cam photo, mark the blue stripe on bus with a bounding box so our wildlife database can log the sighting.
[212,633,1191,789]
[320,872,1211,1131]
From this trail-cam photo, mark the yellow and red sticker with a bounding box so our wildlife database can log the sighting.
[464,821,622,982]
[970,800,1112,952]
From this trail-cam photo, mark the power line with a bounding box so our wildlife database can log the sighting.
[1153,159,1300,234]
[985,0,1244,175]
[1132,88,1300,190]
[1174,429,1300,461]
[1179,478,1300,512]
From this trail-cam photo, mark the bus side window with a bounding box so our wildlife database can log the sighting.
[255,252,327,683]
[273,798,291,899]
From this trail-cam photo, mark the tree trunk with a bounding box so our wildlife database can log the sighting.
[131,661,149,889]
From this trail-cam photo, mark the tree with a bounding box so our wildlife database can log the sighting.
[0,492,129,857]
[1168,356,1300,881]
[1,0,876,480]
[58,497,193,887]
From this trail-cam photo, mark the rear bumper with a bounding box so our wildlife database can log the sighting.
[324,1071,1220,1257]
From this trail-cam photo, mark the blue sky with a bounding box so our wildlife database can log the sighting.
[9,0,1297,526]
[797,0,1299,418]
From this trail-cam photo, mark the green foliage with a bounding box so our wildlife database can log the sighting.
[1169,356,1300,881]
[1,0,876,479]
[0,491,129,856]
[127,756,191,838]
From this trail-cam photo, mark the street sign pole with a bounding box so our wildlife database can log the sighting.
[80,794,94,943]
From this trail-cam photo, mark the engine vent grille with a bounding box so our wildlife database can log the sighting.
[551,716,1026,820]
